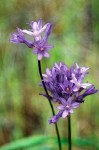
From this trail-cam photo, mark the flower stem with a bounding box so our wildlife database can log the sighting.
[38,60,62,150]
[68,115,71,150]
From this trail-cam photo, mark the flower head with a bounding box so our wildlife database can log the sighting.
[41,62,98,124]
[10,28,34,48]
[33,40,53,60]
[49,97,80,123]
[70,73,92,92]
[22,19,49,41]
[10,19,53,60]
[33,24,53,60]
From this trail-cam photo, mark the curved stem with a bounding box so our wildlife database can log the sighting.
[38,60,62,150]
[68,115,71,150]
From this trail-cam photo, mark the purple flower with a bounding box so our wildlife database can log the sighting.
[76,63,89,75]
[10,28,24,44]
[41,62,98,123]
[22,19,49,41]
[70,73,92,92]
[49,97,80,124]
[33,23,53,60]
[10,19,53,60]
[58,98,80,117]
[10,28,34,48]
[33,41,53,60]
[49,111,63,124]
[75,85,98,103]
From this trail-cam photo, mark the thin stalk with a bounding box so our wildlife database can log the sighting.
[68,115,71,150]
[38,60,62,150]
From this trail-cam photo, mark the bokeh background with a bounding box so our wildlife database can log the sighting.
[0,0,99,149]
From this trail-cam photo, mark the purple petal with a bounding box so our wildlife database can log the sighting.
[62,110,68,118]
[33,49,38,54]
[46,45,54,51]
[34,35,41,41]
[22,30,33,36]
[67,97,72,105]
[38,53,43,60]
[33,22,38,30]
[43,52,50,58]
[38,19,42,29]
[39,23,49,34]
[69,109,74,113]
[83,85,98,96]
[46,68,51,76]
[73,87,79,92]
[43,23,52,44]
[60,98,67,105]
[49,111,63,124]
[57,105,65,110]
[72,102,80,108]
[81,83,92,89]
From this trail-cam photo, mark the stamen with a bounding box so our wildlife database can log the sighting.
[77,82,81,87]
[66,87,70,92]
[33,31,39,36]
[40,47,44,51]
[66,105,70,108]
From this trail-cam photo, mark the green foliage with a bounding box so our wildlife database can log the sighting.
[0,135,99,150]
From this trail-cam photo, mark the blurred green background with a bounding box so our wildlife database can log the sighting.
[0,0,99,149]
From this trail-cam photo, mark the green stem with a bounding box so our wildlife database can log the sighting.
[38,60,62,150]
[68,115,71,150]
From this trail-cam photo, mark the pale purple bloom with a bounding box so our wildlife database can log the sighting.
[41,62,98,124]
[70,73,92,92]
[22,19,49,41]
[33,24,53,60]
[49,111,63,124]
[49,97,80,123]
[33,41,53,60]
[10,28,34,48]
[83,85,98,96]
[57,97,80,118]
[75,85,98,103]
[76,63,89,75]
[10,19,53,60]
[10,28,24,44]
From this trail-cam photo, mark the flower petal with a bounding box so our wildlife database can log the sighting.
[39,23,49,34]
[43,52,50,58]
[46,45,54,50]
[72,102,80,108]
[33,49,38,54]
[32,22,38,30]
[38,18,42,29]
[22,30,33,36]
[69,109,74,113]
[57,105,65,110]
[38,53,43,60]
[62,110,68,118]
[73,87,79,92]
[81,83,92,89]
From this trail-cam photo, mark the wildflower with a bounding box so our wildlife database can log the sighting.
[10,28,34,48]
[70,73,92,92]
[22,18,49,41]
[33,24,53,60]
[76,63,89,75]
[41,62,98,124]
[10,19,53,60]
[49,97,80,123]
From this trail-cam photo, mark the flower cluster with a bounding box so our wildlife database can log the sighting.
[42,62,98,124]
[10,19,53,60]
[10,18,98,125]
